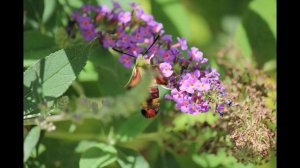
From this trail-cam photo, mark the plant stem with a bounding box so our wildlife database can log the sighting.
[24,114,71,126]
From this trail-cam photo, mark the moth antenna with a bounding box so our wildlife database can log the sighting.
[112,47,136,58]
[143,34,160,55]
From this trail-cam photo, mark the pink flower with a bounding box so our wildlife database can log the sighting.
[188,47,203,62]
[159,62,173,77]
[177,37,187,50]
[119,54,133,68]
[118,12,131,24]
[197,78,211,91]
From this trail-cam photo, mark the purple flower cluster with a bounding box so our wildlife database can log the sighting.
[71,2,225,115]
[165,68,224,115]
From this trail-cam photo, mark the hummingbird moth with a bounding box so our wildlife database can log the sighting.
[113,34,168,118]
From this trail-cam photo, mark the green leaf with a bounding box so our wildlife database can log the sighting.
[263,59,276,72]
[185,0,251,34]
[172,112,218,131]
[97,0,144,11]
[186,12,212,47]
[79,143,117,168]
[89,46,132,97]
[253,154,276,168]
[24,0,44,22]
[164,151,180,168]
[81,45,154,118]
[24,45,88,115]
[42,0,56,24]
[54,28,71,49]
[192,149,253,168]
[45,118,106,141]
[151,0,189,38]
[31,137,81,167]
[24,126,41,162]
[249,0,276,38]
[192,150,224,167]
[235,0,276,68]
[99,67,153,119]
[24,31,58,64]
[154,151,180,168]
[116,146,150,168]
[75,141,100,153]
[30,143,46,158]
[115,112,154,142]
[78,61,98,82]
[55,27,84,49]
[63,0,85,8]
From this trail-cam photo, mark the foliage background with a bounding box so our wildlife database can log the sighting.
[24,0,276,167]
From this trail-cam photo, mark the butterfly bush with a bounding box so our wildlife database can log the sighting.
[71,2,226,116]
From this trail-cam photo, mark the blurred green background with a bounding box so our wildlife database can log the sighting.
[24,0,276,167]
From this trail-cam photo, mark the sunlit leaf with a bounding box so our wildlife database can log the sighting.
[235,0,276,68]
[97,0,149,11]
[117,146,150,168]
[249,0,276,38]
[42,0,56,24]
[75,141,100,153]
[79,143,117,168]
[78,61,98,82]
[24,126,41,162]
[24,45,88,115]
[151,0,189,38]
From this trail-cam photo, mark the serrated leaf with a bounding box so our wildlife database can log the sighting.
[24,45,88,115]
[24,126,41,162]
[79,143,117,168]
[117,146,150,168]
